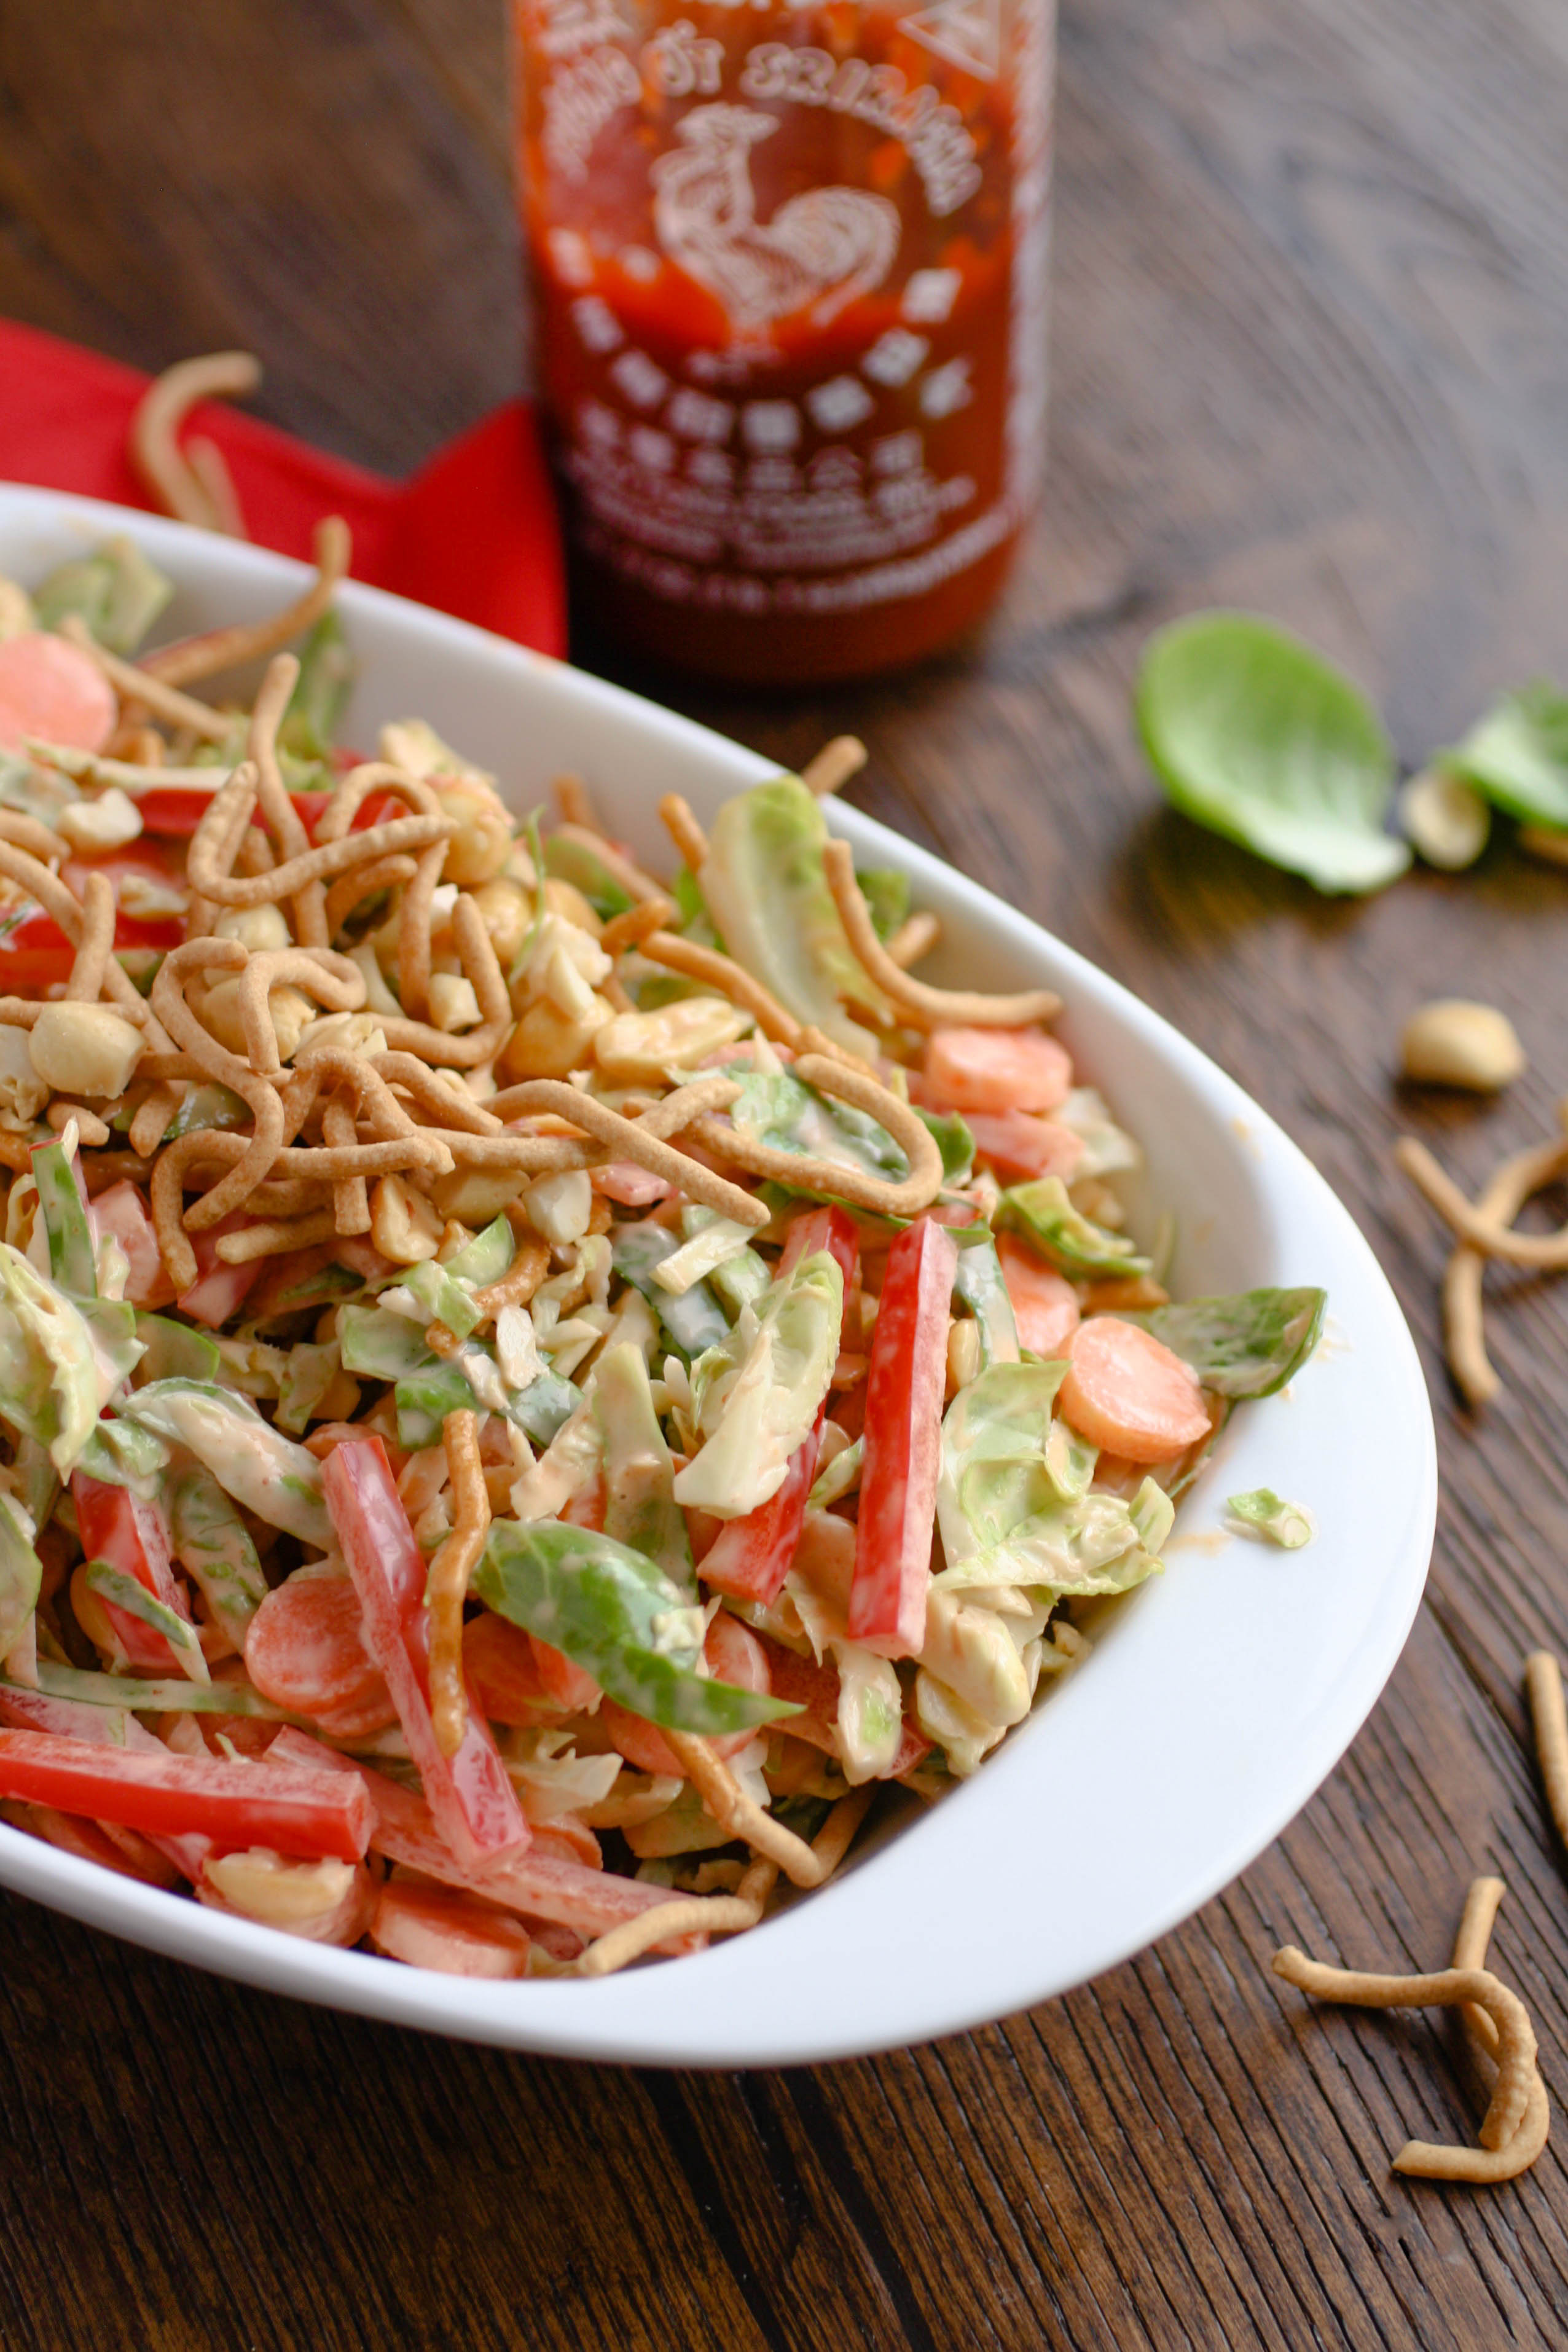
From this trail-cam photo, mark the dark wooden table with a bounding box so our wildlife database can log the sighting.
[2,1,1567,2343]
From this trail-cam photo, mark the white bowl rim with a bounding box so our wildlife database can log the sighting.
[0,485,1435,2068]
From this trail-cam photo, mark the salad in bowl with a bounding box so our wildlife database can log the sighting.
[0,518,1328,1990]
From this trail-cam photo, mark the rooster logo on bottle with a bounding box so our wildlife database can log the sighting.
[651,104,901,342]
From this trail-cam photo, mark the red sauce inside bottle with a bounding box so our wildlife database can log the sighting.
[516,2,1050,684]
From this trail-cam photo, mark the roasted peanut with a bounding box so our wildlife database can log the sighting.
[499,992,613,1082]
[196,977,315,1064]
[369,1172,444,1265]
[1400,999,1525,1092]
[469,876,533,971]
[55,787,143,854]
[430,1166,531,1223]
[434,779,513,885]
[214,904,292,953]
[28,1002,146,1097]
[946,1315,982,1398]
[1397,767,1490,871]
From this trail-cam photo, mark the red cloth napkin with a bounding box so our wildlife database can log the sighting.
[0,318,566,657]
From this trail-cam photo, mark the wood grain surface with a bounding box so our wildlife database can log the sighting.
[2,1,1568,2345]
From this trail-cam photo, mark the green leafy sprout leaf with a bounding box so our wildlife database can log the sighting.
[1227,1489,1316,1548]
[1137,612,1408,895]
[1143,1287,1327,1398]
[474,1519,799,1736]
[1441,683,1568,831]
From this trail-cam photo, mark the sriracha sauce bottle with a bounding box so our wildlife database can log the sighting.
[514,0,1055,683]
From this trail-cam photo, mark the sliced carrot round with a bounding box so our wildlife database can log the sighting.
[243,1567,398,1737]
[0,632,117,754]
[527,1632,600,1714]
[600,1699,678,1778]
[964,1110,1084,1185]
[463,1611,559,1728]
[704,1609,769,1698]
[1059,1316,1211,1464]
[997,1234,1081,1358]
[371,1881,531,1977]
[922,1025,1073,1116]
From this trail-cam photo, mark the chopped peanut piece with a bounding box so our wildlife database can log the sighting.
[433,780,513,885]
[469,876,534,968]
[594,997,753,1085]
[543,876,603,936]
[428,973,482,1033]
[0,1027,48,1129]
[500,993,613,1081]
[523,1168,594,1246]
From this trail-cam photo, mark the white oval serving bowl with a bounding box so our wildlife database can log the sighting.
[0,484,1435,2068]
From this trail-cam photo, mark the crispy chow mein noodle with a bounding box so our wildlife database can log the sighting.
[1441,1878,1553,2181]
[1398,1107,1568,1404]
[0,518,1321,1980]
[883,909,943,971]
[656,793,708,873]
[823,839,1062,1032]
[799,736,868,799]
[128,350,262,536]
[637,930,805,1046]
[60,617,235,741]
[1396,1132,1568,1270]
[1526,1650,1568,1855]
[552,773,601,833]
[144,519,350,687]
[1272,1945,1548,2182]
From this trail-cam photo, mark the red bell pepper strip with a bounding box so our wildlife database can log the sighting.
[0,896,180,992]
[177,1217,265,1329]
[269,1728,701,1947]
[847,1215,958,1656]
[132,786,327,839]
[700,1205,860,1605]
[0,1681,209,1881]
[0,1728,370,1861]
[73,1473,200,1679]
[0,837,190,987]
[321,1437,529,1870]
[133,783,402,839]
